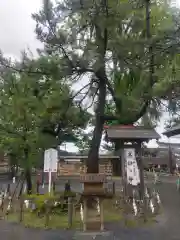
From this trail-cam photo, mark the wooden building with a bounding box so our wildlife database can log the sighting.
[0,151,9,173]
[57,126,178,176]
[57,148,174,176]
[58,155,114,176]
[142,147,176,170]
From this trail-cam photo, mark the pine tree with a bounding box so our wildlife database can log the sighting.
[1,0,179,173]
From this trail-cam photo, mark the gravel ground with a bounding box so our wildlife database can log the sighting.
[0,176,180,239]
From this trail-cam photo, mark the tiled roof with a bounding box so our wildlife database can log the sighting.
[163,124,180,137]
[106,126,160,140]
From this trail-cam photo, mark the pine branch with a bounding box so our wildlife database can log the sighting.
[130,0,155,122]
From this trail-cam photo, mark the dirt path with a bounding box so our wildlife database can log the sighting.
[153,182,180,240]
[0,180,180,239]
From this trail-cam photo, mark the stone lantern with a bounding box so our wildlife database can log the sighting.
[80,173,112,232]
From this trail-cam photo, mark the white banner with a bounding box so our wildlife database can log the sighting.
[124,148,136,160]
[124,148,140,186]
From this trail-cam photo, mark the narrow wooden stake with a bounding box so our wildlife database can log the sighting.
[112,181,115,195]
[7,184,10,196]
[53,181,56,193]
[100,199,104,231]
[120,148,127,197]
[138,144,147,222]
[83,199,87,231]
[120,148,128,224]
[45,204,50,228]
[19,197,24,222]
[36,181,40,195]
[68,197,73,228]
[1,195,4,212]
[168,140,173,174]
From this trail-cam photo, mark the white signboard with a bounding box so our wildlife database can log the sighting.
[124,148,140,186]
[44,148,58,173]
[44,148,58,194]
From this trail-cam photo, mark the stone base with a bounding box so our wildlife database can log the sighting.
[73,231,115,239]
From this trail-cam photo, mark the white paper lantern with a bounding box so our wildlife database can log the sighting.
[80,204,83,221]
[149,199,154,213]
[4,190,7,198]
[54,201,60,206]
[24,200,29,209]
[145,188,149,198]
[23,184,27,193]
[156,193,161,204]
[133,198,138,216]
[97,198,100,214]
[0,198,2,207]
[7,202,11,211]
[13,177,16,184]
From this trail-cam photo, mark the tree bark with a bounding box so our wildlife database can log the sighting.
[168,143,174,174]
[86,1,108,173]
[24,148,32,195]
[10,166,15,179]
[87,74,106,173]
[25,168,32,195]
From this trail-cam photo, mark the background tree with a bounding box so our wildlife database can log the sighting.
[75,129,93,154]
[0,56,90,194]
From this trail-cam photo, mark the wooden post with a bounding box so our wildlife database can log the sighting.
[112,181,115,195]
[138,143,147,222]
[1,195,4,213]
[120,147,127,196]
[53,181,56,193]
[168,140,173,174]
[7,184,10,196]
[83,199,87,231]
[41,171,44,185]
[45,202,50,227]
[19,197,24,222]
[100,199,104,231]
[36,181,40,195]
[119,146,128,225]
[68,197,73,228]
[18,179,24,199]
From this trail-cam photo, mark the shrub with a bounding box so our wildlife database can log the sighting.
[23,191,77,217]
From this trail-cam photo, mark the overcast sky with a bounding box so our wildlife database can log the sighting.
[0,0,180,58]
[0,0,42,58]
[0,0,180,149]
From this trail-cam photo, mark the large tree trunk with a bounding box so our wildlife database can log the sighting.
[114,141,122,176]
[87,0,108,173]
[10,165,15,179]
[87,75,106,173]
[24,148,32,195]
[25,168,32,195]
